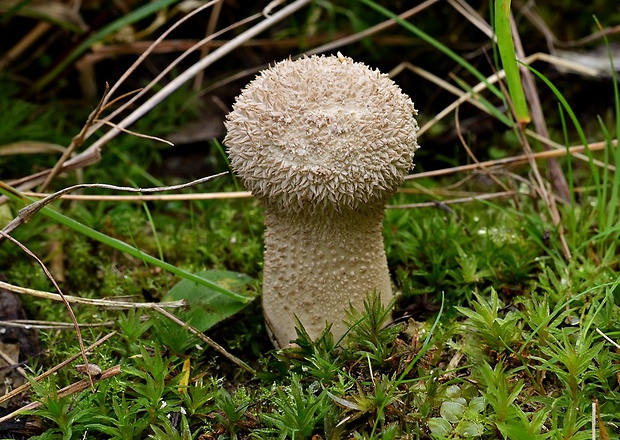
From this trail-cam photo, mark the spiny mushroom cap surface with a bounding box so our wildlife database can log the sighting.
[225,55,419,212]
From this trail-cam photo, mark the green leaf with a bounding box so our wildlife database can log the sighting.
[456,421,484,437]
[440,398,467,423]
[428,417,452,437]
[164,270,256,332]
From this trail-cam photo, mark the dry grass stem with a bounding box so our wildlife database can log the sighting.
[0,347,27,378]
[0,232,95,390]
[19,190,253,202]
[153,306,256,376]
[1,172,227,237]
[0,280,186,309]
[388,190,517,209]
[596,328,620,350]
[0,141,66,156]
[412,51,602,138]
[0,365,122,424]
[406,139,615,180]
[0,332,117,407]
[0,320,115,329]
[39,84,110,192]
[95,119,174,146]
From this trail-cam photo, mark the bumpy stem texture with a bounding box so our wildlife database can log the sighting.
[262,204,393,347]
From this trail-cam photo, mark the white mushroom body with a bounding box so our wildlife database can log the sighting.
[225,54,419,347]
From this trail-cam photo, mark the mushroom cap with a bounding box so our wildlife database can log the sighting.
[225,54,419,212]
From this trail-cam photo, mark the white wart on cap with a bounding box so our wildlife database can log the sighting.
[225,54,419,347]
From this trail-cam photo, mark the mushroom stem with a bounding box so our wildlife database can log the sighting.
[262,204,392,347]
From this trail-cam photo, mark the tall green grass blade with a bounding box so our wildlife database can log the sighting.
[33,0,180,91]
[522,64,601,214]
[357,0,504,100]
[595,16,620,235]
[557,105,576,243]
[0,188,250,302]
[141,200,165,262]
[494,0,530,124]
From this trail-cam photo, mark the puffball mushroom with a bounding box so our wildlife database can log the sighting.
[225,54,419,347]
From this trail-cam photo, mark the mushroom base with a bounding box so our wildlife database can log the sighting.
[262,206,394,348]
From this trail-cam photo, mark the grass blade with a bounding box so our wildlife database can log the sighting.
[0,188,250,302]
[494,0,530,124]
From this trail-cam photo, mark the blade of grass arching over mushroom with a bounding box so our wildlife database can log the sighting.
[494,0,530,125]
[32,0,179,92]
[0,184,249,303]
[357,0,504,101]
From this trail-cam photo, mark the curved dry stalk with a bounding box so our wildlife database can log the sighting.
[153,306,255,375]
[405,138,615,181]
[306,0,439,56]
[454,105,512,193]
[0,320,115,329]
[90,5,263,139]
[0,232,95,390]
[20,190,253,202]
[95,119,174,146]
[4,0,311,197]
[0,332,117,407]
[0,365,122,424]
[388,190,517,210]
[0,141,66,156]
[1,172,227,237]
[0,280,186,309]
[38,84,109,192]
[407,52,601,138]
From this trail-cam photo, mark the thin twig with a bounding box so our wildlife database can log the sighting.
[596,328,620,350]
[0,320,115,329]
[1,172,227,238]
[510,11,570,201]
[388,191,516,209]
[0,232,95,390]
[39,84,109,192]
[95,119,174,146]
[0,347,27,378]
[406,139,615,180]
[0,332,116,407]
[153,306,256,376]
[0,280,186,309]
[0,365,122,424]
[20,190,253,202]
